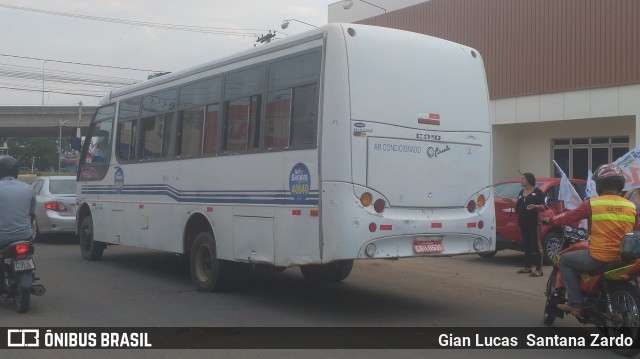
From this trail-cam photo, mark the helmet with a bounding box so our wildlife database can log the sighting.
[592,163,625,195]
[0,155,19,179]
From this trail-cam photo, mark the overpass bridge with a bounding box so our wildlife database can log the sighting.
[0,106,97,139]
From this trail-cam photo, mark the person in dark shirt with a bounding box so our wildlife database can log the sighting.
[0,156,36,246]
[515,172,545,277]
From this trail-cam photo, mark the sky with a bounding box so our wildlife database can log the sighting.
[0,0,337,107]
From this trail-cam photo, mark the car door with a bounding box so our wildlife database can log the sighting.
[494,182,522,243]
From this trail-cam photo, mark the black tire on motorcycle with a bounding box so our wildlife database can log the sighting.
[79,216,105,261]
[14,280,31,313]
[542,232,563,265]
[605,282,640,358]
[543,267,559,326]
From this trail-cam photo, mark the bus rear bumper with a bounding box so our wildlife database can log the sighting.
[356,233,494,259]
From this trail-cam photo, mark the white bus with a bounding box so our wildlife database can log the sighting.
[76,23,495,291]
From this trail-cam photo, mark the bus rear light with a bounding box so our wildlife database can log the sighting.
[380,225,392,231]
[360,192,373,207]
[369,222,377,232]
[44,201,67,212]
[292,210,302,216]
[466,200,476,213]
[374,199,386,213]
[478,220,485,229]
[467,222,477,228]
[365,243,377,257]
[477,194,486,208]
[310,208,319,217]
[431,222,442,229]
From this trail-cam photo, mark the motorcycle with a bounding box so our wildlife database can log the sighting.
[0,241,45,313]
[543,228,640,357]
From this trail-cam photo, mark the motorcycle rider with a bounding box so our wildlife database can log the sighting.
[0,156,36,247]
[542,163,640,317]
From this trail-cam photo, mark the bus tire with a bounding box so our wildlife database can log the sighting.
[333,260,354,282]
[79,216,105,261]
[189,232,234,292]
[300,260,353,283]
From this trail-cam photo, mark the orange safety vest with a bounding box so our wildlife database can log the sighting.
[589,195,637,262]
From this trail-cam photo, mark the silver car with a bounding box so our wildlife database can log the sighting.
[30,176,77,241]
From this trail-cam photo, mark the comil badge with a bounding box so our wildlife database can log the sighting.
[289,163,311,201]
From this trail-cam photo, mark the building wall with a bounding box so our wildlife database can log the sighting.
[491,83,639,182]
[357,0,640,100]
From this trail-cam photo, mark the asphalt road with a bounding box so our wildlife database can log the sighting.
[0,235,630,358]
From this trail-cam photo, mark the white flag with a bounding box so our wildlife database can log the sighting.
[553,161,583,210]
[585,169,597,199]
[553,161,587,229]
[613,145,640,191]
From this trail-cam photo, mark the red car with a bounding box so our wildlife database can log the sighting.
[489,177,587,264]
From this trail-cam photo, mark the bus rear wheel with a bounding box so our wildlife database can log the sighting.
[189,232,235,292]
[300,260,354,283]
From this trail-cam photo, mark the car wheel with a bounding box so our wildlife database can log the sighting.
[31,216,40,243]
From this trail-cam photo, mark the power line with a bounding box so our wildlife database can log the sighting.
[0,3,279,37]
[0,62,140,83]
[0,53,165,73]
[0,85,102,97]
[0,68,137,87]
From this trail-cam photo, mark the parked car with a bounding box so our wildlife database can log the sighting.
[490,177,586,264]
[29,176,77,241]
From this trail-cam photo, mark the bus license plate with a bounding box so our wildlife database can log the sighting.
[413,239,444,254]
[12,258,35,272]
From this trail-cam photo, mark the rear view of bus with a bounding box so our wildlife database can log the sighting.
[320,24,495,262]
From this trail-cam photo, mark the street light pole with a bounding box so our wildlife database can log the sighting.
[280,19,318,29]
[58,119,69,173]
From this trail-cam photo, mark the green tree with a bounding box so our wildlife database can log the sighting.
[8,137,62,171]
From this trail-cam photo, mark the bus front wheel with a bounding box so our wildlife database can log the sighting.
[79,216,105,261]
[300,260,354,283]
[189,232,235,292]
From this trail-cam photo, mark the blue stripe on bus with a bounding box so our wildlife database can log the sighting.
[80,185,319,206]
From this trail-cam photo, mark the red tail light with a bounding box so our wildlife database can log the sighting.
[466,200,477,213]
[374,199,386,213]
[16,243,30,255]
[44,201,68,212]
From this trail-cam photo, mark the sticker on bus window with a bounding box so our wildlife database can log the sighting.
[114,167,124,194]
[289,163,310,201]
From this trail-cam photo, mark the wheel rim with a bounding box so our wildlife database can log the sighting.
[195,245,213,283]
[546,238,562,261]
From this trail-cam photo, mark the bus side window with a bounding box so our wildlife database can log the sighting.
[79,105,115,180]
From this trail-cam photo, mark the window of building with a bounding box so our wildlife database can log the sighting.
[552,137,629,179]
